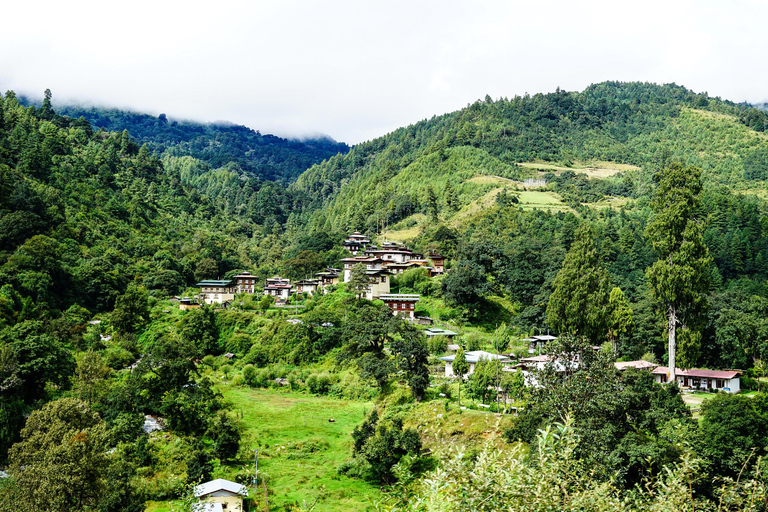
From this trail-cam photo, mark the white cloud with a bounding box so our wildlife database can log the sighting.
[2,0,768,144]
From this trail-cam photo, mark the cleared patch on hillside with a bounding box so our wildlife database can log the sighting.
[516,190,571,211]
[380,213,427,242]
[517,161,638,178]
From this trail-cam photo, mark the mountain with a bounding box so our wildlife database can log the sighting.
[292,81,768,233]
[41,101,349,183]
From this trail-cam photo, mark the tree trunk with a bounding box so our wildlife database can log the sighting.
[668,306,677,383]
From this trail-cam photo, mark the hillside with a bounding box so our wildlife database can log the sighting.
[292,82,768,232]
[45,101,349,183]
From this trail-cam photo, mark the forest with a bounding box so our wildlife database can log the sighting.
[1,82,768,511]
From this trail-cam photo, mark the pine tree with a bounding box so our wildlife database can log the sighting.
[546,224,612,342]
[645,163,712,381]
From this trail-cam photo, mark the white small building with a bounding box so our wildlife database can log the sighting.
[196,280,236,305]
[651,367,742,393]
[263,277,292,303]
[439,350,510,377]
[193,478,248,512]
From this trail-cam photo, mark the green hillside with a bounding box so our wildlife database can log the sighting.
[3,82,768,511]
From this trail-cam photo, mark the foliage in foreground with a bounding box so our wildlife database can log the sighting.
[380,420,768,512]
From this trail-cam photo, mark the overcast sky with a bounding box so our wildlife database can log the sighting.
[2,0,766,145]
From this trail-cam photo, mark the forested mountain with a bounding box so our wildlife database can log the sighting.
[41,100,349,183]
[290,82,768,369]
[4,82,768,510]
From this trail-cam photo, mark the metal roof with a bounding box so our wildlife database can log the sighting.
[196,280,233,286]
[439,350,510,364]
[194,479,248,498]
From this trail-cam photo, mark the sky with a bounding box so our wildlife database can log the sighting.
[2,0,767,145]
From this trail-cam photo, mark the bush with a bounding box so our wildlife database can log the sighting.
[307,372,336,394]
[242,364,258,387]
[427,335,449,355]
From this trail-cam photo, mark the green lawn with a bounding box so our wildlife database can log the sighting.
[222,386,381,511]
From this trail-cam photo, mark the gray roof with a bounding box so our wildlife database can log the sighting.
[425,328,458,337]
[194,479,249,498]
[439,350,510,364]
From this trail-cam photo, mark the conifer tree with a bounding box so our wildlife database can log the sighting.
[645,163,711,381]
[546,224,612,342]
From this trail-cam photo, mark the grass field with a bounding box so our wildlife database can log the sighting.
[517,161,638,178]
[222,386,381,511]
[516,190,571,211]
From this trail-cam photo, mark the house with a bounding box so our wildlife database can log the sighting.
[378,293,420,319]
[342,232,371,255]
[651,367,742,393]
[341,256,391,300]
[294,278,321,296]
[439,350,510,378]
[428,253,446,274]
[196,280,236,305]
[385,261,427,275]
[315,268,341,287]
[232,271,258,294]
[424,327,458,339]
[193,478,248,511]
[263,277,292,304]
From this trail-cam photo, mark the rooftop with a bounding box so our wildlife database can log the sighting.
[614,360,658,371]
[651,367,742,379]
[194,478,249,498]
[425,327,458,337]
[439,350,510,364]
[378,293,420,301]
[196,280,233,286]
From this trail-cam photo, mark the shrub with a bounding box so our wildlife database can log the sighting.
[307,372,336,395]
[427,335,449,355]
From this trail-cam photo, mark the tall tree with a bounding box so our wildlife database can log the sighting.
[6,398,111,512]
[645,163,712,381]
[546,224,612,342]
[607,287,634,354]
[453,347,469,406]
[348,263,371,300]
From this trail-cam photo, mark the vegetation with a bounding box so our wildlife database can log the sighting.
[4,81,768,509]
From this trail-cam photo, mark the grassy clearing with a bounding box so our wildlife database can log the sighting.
[222,386,381,511]
[466,175,521,186]
[517,161,637,178]
[516,190,571,212]
[681,391,718,419]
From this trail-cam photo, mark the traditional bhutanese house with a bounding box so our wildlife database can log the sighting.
[424,327,459,339]
[428,253,446,274]
[439,350,510,377]
[263,277,292,303]
[341,256,391,299]
[232,271,258,294]
[651,367,742,393]
[294,278,321,296]
[506,354,578,388]
[315,268,341,287]
[378,293,420,319]
[341,256,384,281]
[343,232,371,255]
[196,280,236,305]
[193,478,249,512]
[614,360,658,371]
[364,246,421,265]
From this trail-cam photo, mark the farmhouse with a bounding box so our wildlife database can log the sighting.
[439,350,510,378]
[232,271,258,294]
[341,256,391,300]
[193,478,248,511]
[652,367,742,393]
[378,293,420,319]
[196,279,236,305]
[315,267,341,287]
[428,253,446,274]
[294,278,321,296]
[263,277,292,304]
[342,232,371,255]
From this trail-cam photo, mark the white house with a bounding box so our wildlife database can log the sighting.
[651,367,742,393]
[439,350,510,377]
[193,478,248,511]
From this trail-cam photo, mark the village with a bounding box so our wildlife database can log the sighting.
[179,232,744,402]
